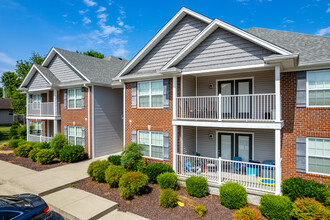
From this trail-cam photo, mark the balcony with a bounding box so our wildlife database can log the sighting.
[176,94,277,121]
[27,102,60,117]
[28,134,53,142]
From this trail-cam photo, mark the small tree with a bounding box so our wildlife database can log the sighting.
[76,50,105,59]
[50,133,68,157]
[121,142,144,170]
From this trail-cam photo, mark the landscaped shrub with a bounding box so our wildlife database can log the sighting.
[9,121,20,139]
[17,139,27,147]
[145,163,174,183]
[159,189,178,208]
[14,144,32,157]
[282,177,327,204]
[17,125,27,140]
[87,161,98,177]
[59,145,85,163]
[50,133,67,157]
[130,157,147,173]
[28,148,40,162]
[9,139,20,149]
[30,142,43,149]
[119,171,148,199]
[36,149,55,164]
[105,164,127,188]
[291,197,330,220]
[41,142,51,149]
[195,204,207,217]
[186,176,208,198]
[107,155,122,165]
[219,182,247,209]
[121,142,144,170]
[259,194,292,220]
[326,181,330,207]
[157,172,177,189]
[233,207,262,220]
[92,160,111,182]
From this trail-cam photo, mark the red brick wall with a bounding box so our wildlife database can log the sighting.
[281,71,330,183]
[125,78,181,166]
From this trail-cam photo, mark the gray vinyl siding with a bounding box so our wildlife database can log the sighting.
[94,86,123,157]
[182,75,196,96]
[130,15,208,74]
[188,127,274,161]
[182,126,196,155]
[48,54,84,82]
[177,28,275,72]
[196,70,275,96]
[27,71,50,90]
[0,110,14,125]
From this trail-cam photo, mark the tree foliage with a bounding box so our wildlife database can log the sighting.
[76,50,105,59]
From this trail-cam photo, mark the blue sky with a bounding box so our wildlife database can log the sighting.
[0,0,329,74]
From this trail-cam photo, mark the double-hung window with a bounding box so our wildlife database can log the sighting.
[68,88,82,109]
[32,94,42,110]
[68,126,83,146]
[307,70,330,106]
[138,131,163,159]
[32,122,42,136]
[307,138,330,175]
[138,80,163,108]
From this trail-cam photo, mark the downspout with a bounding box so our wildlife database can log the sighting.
[84,84,91,158]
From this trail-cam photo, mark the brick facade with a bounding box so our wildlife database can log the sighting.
[281,71,330,183]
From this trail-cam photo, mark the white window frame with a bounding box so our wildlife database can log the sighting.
[137,80,163,108]
[32,122,42,136]
[138,130,164,160]
[306,69,330,107]
[68,126,83,146]
[68,88,82,109]
[306,137,330,176]
[32,94,42,110]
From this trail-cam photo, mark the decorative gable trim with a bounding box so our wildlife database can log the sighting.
[162,19,292,70]
[115,7,212,79]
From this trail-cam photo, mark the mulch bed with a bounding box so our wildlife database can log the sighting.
[0,146,67,171]
[75,177,249,220]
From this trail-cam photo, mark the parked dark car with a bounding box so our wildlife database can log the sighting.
[0,194,63,220]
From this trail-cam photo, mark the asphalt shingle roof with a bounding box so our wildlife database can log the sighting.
[0,98,14,110]
[246,27,330,64]
[34,64,61,85]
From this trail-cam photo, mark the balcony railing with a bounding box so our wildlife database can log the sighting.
[177,94,277,121]
[27,102,60,117]
[28,134,53,142]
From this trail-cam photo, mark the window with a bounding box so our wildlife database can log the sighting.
[307,138,330,175]
[68,88,82,109]
[32,94,42,109]
[32,122,42,136]
[307,70,330,106]
[138,131,163,159]
[138,80,163,108]
[68,126,83,146]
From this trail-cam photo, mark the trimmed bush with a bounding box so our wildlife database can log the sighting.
[87,161,98,177]
[105,165,127,188]
[92,160,111,182]
[145,163,174,183]
[131,157,147,173]
[107,155,122,165]
[159,189,178,208]
[119,171,148,199]
[30,142,43,149]
[121,142,145,170]
[195,204,207,217]
[9,139,21,149]
[9,121,20,139]
[41,142,51,149]
[157,172,177,189]
[186,176,208,198]
[282,177,327,204]
[59,145,85,163]
[259,194,292,220]
[291,197,330,220]
[14,144,32,157]
[219,182,247,209]
[36,149,55,164]
[50,133,67,157]
[28,148,40,162]
[233,207,262,220]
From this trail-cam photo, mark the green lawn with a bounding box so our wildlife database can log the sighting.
[0,126,10,132]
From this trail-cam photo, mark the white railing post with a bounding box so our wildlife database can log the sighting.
[26,119,30,141]
[173,125,178,173]
[275,66,281,122]
[218,94,222,121]
[275,129,281,195]
[173,76,177,120]
[53,89,57,116]
[218,157,222,185]
[26,92,29,116]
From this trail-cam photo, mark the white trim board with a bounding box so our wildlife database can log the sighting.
[19,65,52,89]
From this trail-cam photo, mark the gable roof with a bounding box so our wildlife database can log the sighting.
[115,7,212,78]
[19,64,56,89]
[34,64,61,85]
[0,98,14,110]
[246,27,330,65]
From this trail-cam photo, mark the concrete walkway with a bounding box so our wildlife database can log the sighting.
[0,158,148,219]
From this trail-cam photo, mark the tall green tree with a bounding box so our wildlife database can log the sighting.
[76,50,105,59]
[0,87,3,98]
[1,71,19,98]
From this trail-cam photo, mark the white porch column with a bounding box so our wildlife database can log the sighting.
[53,89,57,116]
[275,66,281,122]
[26,92,29,116]
[26,119,30,141]
[173,125,178,173]
[173,76,177,120]
[54,120,58,136]
[275,129,282,195]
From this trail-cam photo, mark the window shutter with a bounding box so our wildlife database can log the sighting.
[29,95,33,103]
[132,130,137,143]
[296,137,306,173]
[81,127,85,148]
[64,89,67,109]
[296,71,306,107]
[81,87,85,109]
[163,79,170,108]
[131,82,137,108]
[163,132,169,161]
[41,95,44,102]
[64,126,68,138]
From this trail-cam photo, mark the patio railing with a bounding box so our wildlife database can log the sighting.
[27,102,60,117]
[28,134,53,143]
[176,154,276,193]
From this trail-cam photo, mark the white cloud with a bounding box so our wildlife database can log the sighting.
[83,0,97,7]
[113,47,129,57]
[62,14,68,17]
[117,17,124,26]
[109,0,113,6]
[282,17,294,24]
[109,38,127,45]
[240,20,244,23]
[83,17,91,25]
[97,6,106,13]
[327,4,330,13]
[97,13,109,26]
[0,52,16,66]
[79,9,89,15]
[101,25,122,35]
[315,27,330,36]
